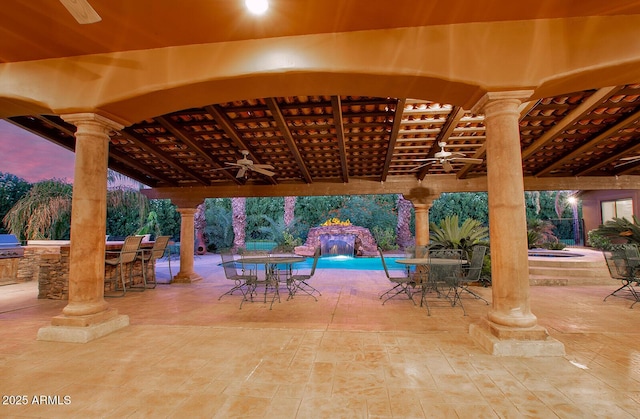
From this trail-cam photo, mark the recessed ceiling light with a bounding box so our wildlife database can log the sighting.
[245,0,269,15]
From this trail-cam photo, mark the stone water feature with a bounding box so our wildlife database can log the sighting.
[295,225,378,257]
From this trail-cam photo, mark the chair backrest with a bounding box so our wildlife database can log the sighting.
[150,236,171,259]
[603,250,631,280]
[120,235,143,264]
[428,249,463,281]
[378,247,391,279]
[462,245,487,282]
[309,247,321,276]
[220,250,240,279]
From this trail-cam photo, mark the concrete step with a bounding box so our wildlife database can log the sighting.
[527,247,612,286]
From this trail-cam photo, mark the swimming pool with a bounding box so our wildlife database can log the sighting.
[284,255,401,270]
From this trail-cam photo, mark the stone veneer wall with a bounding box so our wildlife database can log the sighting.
[295,225,378,256]
[17,245,148,300]
[17,246,70,299]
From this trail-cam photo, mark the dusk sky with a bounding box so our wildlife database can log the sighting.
[0,120,75,183]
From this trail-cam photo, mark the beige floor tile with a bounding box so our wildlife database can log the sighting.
[1,253,639,418]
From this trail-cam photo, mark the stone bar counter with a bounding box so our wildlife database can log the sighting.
[21,240,153,299]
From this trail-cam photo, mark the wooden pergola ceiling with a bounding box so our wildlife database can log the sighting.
[8,85,640,188]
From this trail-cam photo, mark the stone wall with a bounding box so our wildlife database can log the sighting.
[17,245,70,299]
[17,244,148,300]
[295,225,378,256]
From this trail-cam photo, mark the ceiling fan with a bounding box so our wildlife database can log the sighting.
[411,142,483,172]
[59,0,102,24]
[615,155,640,168]
[218,150,276,178]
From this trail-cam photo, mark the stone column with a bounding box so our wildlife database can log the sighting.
[403,186,438,248]
[37,113,129,343]
[173,207,203,283]
[469,91,564,356]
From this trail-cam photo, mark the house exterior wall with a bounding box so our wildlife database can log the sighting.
[581,189,640,234]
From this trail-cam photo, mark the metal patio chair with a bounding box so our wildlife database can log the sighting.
[603,248,639,308]
[420,248,464,315]
[456,245,490,306]
[379,247,416,305]
[287,247,322,301]
[104,235,144,297]
[219,250,257,309]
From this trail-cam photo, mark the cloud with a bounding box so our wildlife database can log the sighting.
[0,120,75,183]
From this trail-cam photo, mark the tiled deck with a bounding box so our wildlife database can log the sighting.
[1,254,639,418]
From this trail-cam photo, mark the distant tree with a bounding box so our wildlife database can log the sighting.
[0,172,32,234]
[430,193,488,225]
[3,179,73,240]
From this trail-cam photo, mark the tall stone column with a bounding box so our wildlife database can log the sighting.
[469,92,564,356]
[173,207,203,283]
[37,113,129,343]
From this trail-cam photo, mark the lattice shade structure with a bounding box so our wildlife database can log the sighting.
[8,87,640,189]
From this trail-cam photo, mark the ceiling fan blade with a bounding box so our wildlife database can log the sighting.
[251,167,276,177]
[451,157,483,164]
[236,167,248,178]
[442,161,454,172]
[620,155,640,160]
[410,161,434,171]
[59,0,102,24]
[252,164,275,170]
[614,158,640,168]
[411,158,438,162]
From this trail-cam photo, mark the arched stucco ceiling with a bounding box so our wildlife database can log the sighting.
[1,1,639,198]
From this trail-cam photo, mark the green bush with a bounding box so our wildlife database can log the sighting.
[587,230,612,250]
[372,226,398,251]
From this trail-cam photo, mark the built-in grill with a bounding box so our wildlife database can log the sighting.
[0,234,24,259]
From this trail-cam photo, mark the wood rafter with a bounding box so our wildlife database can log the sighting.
[265,97,313,183]
[331,96,349,183]
[381,98,406,182]
[154,116,241,184]
[538,108,640,176]
[119,129,210,186]
[520,86,621,160]
[417,106,465,180]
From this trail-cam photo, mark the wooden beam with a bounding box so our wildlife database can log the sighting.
[418,106,465,180]
[381,98,406,182]
[537,109,640,176]
[119,129,211,186]
[142,175,640,203]
[265,97,313,183]
[154,116,242,184]
[521,86,620,160]
[331,96,349,183]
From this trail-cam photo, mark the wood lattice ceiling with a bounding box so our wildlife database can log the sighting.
[7,85,640,189]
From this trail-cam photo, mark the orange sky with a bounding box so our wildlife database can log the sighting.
[0,120,75,183]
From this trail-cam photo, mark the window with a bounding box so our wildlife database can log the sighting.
[601,198,633,223]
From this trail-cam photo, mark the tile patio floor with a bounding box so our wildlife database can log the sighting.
[0,254,639,418]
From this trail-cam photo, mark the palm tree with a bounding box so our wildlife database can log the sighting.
[231,197,246,250]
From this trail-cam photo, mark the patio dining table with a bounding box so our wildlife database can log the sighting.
[239,255,307,305]
[395,257,468,283]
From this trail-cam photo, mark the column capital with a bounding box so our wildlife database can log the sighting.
[61,113,124,133]
[402,187,440,206]
[471,90,534,115]
[176,207,198,216]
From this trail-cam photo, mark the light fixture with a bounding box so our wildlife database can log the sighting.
[245,0,269,15]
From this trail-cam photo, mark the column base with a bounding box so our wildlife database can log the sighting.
[469,318,565,357]
[172,272,203,283]
[37,309,129,343]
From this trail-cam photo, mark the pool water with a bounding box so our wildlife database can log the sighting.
[282,255,401,271]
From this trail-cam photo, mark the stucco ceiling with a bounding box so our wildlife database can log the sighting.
[2,1,640,197]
